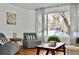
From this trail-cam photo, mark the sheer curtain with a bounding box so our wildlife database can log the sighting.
[70,3,78,45]
[35,8,46,42]
[66,4,79,55]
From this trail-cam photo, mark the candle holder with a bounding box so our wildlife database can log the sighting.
[49,41,56,47]
[13,33,17,38]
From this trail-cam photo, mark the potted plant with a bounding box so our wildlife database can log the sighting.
[48,36,60,42]
[48,36,60,47]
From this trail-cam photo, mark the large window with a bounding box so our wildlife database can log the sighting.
[36,5,70,42]
[36,4,79,45]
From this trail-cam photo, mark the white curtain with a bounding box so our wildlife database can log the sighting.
[70,3,78,45]
[35,8,46,42]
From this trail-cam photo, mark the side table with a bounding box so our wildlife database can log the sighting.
[10,38,21,42]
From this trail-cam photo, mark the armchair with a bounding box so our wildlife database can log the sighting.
[23,33,42,48]
[0,33,21,55]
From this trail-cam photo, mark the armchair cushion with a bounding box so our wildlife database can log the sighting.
[24,33,38,40]
[0,33,10,45]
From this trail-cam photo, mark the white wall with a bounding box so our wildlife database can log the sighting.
[0,4,35,38]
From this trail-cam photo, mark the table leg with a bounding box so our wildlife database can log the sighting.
[36,48,40,55]
[51,50,55,55]
[46,50,49,55]
[63,44,66,55]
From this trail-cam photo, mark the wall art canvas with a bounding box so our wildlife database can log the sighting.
[6,12,16,25]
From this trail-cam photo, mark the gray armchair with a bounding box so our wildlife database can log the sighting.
[23,33,42,48]
[0,33,21,55]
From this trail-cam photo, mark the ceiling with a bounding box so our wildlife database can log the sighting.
[10,3,69,10]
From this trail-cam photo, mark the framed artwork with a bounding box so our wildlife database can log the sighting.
[6,12,16,25]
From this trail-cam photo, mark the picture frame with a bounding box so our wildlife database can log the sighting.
[6,12,16,25]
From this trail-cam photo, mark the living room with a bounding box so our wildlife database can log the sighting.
[0,3,79,55]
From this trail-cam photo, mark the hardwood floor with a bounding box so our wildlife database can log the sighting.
[16,48,63,55]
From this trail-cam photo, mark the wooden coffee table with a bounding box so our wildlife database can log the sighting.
[36,42,65,55]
